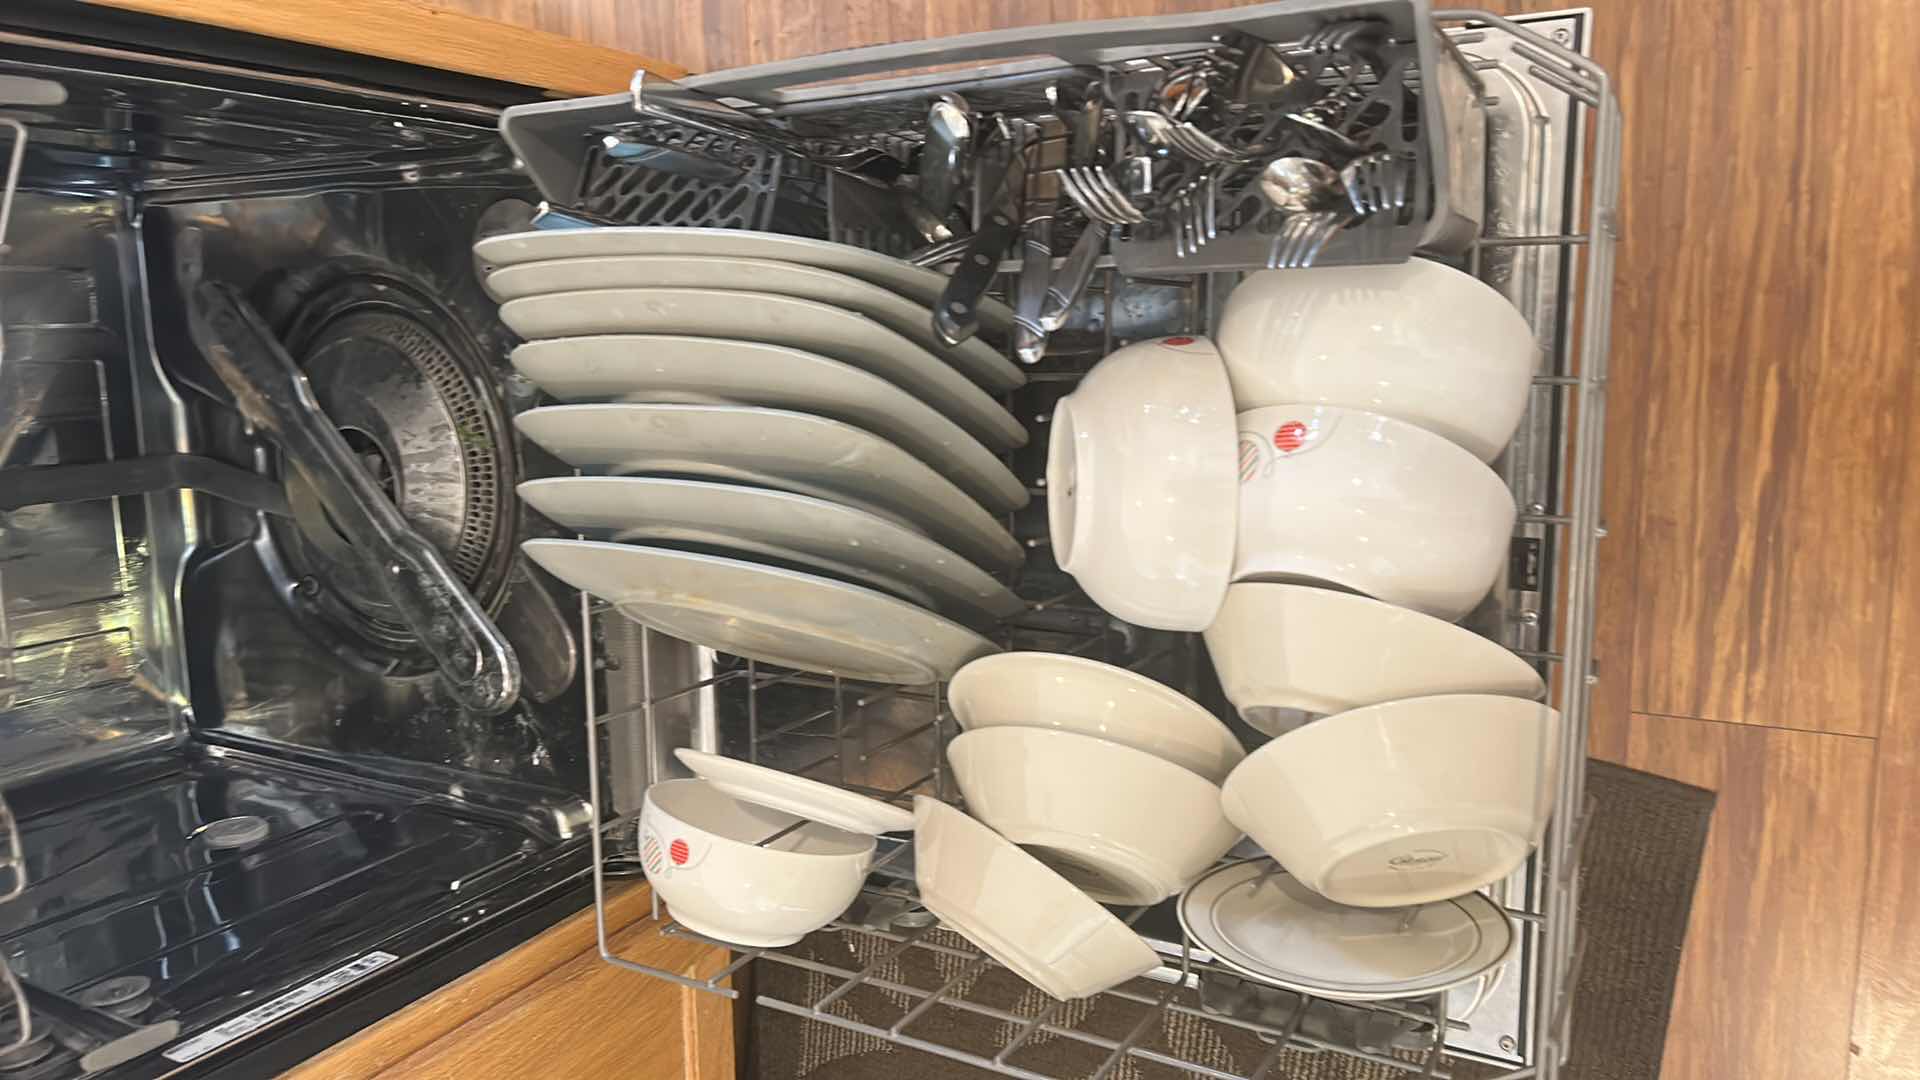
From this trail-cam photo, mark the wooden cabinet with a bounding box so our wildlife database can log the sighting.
[284,885,734,1080]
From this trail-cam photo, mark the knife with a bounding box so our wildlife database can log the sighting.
[933,118,1028,347]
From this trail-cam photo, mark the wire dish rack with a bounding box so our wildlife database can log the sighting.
[519,7,1618,1079]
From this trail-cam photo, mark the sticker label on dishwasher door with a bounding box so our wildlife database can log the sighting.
[161,951,400,1063]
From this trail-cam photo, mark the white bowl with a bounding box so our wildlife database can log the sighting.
[1215,261,1537,462]
[913,797,1161,1000]
[1220,695,1564,907]
[639,779,873,947]
[1046,335,1238,630]
[1232,405,1515,621]
[1203,583,1545,728]
[947,652,1245,784]
[948,727,1242,905]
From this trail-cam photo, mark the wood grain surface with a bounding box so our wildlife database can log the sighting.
[79,0,686,93]
[1852,369,1920,1077]
[1610,0,1918,736]
[284,883,734,1080]
[369,918,730,1079]
[1591,712,1877,1080]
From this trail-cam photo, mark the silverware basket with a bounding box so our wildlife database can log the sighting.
[502,5,1621,1078]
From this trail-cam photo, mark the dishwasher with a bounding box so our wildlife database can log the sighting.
[496,5,1616,1079]
[0,3,1617,1078]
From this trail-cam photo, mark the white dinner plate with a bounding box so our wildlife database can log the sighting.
[512,336,1025,512]
[523,540,998,684]
[487,255,1023,392]
[473,228,1018,340]
[947,653,1244,784]
[913,797,1162,1001]
[1178,860,1515,1001]
[514,404,1023,570]
[674,749,915,835]
[518,477,1024,623]
[500,288,1026,451]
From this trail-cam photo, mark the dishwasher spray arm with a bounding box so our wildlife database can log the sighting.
[187,283,522,716]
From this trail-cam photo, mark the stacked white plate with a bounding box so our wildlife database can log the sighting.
[484,228,1031,685]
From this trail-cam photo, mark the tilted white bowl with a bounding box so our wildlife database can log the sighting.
[948,727,1242,905]
[639,778,873,947]
[1220,694,1564,907]
[1046,335,1238,630]
[947,652,1245,784]
[1232,405,1516,621]
[913,798,1161,1001]
[1202,583,1545,729]
[1215,261,1537,462]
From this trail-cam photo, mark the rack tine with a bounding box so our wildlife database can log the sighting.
[1086,977,1182,1080]
[705,948,762,989]
[811,921,937,1013]
[993,998,1065,1065]
[889,953,995,1035]
[754,818,811,847]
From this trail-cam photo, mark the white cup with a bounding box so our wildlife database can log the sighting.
[1231,405,1515,621]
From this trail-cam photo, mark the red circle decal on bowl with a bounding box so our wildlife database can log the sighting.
[1273,421,1308,453]
[669,838,690,865]
[1162,335,1196,346]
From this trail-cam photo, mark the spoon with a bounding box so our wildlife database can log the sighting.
[1257,156,1341,212]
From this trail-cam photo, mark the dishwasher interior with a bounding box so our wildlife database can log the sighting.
[0,22,599,1078]
[507,6,1618,1080]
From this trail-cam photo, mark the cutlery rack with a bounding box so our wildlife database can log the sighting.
[539,7,1619,1079]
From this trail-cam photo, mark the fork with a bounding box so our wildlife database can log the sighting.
[1125,110,1241,164]
[1266,210,1347,268]
[1339,151,1410,216]
[1169,171,1220,258]
[1056,165,1147,225]
[1301,18,1390,57]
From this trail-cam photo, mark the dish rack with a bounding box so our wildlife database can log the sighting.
[510,6,1618,1078]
